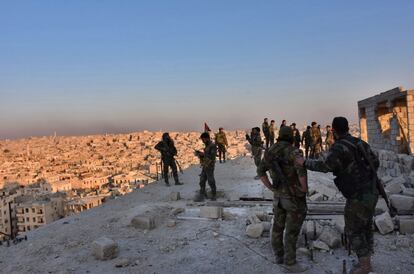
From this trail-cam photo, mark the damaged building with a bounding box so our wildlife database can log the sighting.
[358,86,414,154]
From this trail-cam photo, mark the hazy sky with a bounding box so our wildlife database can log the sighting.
[1,1,414,139]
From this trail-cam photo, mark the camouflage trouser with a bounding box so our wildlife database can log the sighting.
[199,167,216,195]
[345,192,378,258]
[272,196,307,265]
[217,144,226,162]
[162,158,179,184]
[252,146,262,168]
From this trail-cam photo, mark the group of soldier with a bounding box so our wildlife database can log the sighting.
[155,117,379,274]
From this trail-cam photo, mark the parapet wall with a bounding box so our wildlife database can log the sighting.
[358,87,414,155]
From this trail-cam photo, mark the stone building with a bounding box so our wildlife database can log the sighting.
[358,87,414,154]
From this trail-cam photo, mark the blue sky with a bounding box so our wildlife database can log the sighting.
[1,0,414,139]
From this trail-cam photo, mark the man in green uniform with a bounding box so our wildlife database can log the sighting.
[215,127,228,163]
[301,126,312,159]
[291,123,301,149]
[155,133,183,186]
[269,120,276,146]
[257,126,309,272]
[305,117,379,274]
[310,122,322,158]
[325,125,334,151]
[246,127,264,179]
[262,118,271,149]
[195,132,218,201]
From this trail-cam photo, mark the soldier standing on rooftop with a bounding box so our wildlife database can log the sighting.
[291,123,301,149]
[305,117,379,274]
[269,120,276,147]
[257,126,309,272]
[215,127,228,163]
[246,127,264,179]
[195,132,218,201]
[262,118,271,149]
[154,133,183,186]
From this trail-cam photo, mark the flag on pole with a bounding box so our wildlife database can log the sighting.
[204,122,211,133]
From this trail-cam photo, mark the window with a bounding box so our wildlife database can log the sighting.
[26,217,29,222]
[25,208,29,213]
[27,226,31,231]
[32,208,35,213]
[33,217,36,222]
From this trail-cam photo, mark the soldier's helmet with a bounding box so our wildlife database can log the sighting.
[278,126,294,143]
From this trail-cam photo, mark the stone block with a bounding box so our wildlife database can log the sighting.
[199,206,223,219]
[305,220,316,240]
[169,191,181,201]
[246,223,264,238]
[399,219,414,234]
[318,226,341,248]
[312,240,330,251]
[309,192,324,202]
[333,216,345,234]
[92,237,119,260]
[385,178,403,194]
[247,214,262,225]
[375,198,389,214]
[390,194,414,214]
[401,185,414,197]
[131,215,156,230]
[375,212,394,235]
[316,185,337,199]
[380,175,393,184]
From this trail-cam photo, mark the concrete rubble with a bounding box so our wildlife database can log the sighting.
[375,212,394,235]
[131,215,156,230]
[199,206,223,219]
[92,237,119,261]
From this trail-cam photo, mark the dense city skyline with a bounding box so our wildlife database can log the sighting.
[1,1,414,139]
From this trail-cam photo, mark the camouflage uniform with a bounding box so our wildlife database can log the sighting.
[306,133,379,258]
[310,126,322,158]
[199,140,217,198]
[262,121,271,149]
[325,129,334,151]
[257,139,307,265]
[269,124,276,146]
[246,131,263,167]
[215,131,228,163]
[155,138,180,185]
[301,128,312,159]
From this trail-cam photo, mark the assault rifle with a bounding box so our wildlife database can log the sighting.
[264,151,289,188]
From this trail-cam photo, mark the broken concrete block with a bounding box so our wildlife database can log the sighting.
[318,226,341,248]
[375,212,394,235]
[246,223,264,238]
[316,185,337,200]
[297,247,311,257]
[200,206,223,219]
[247,214,262,225]
[131,215,156,230]
[390,194,414,214]
[262,221,272,232]
[399,219,414,234]
[305,221,316,240]
[92,237,119,260]
[312,240,330,251]
[401,185,414,197]
[169,192,181,201]
[385,179,403,194]
[375,198,389,214]
[309,192,324,202]
[381,175,393,184]
[167,219,177,227]
[333,216,345,234]
[170,207,185,216]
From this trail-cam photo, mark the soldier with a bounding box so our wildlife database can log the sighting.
[154,133,183,186]
[291,123,301,149]
[310,122,322,158]
[301,126,312,159]
[195,132,217,201]
[246,127,264,179]
[325,125,334,151]
[280,119,287,128]
[257,126,309,272]
[215,127,228,163]
[305,117,379,274]
[269,120,276,147]
[262,118,271,149]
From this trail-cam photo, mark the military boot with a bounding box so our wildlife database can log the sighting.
[350,257,372,274]
[164,179,170,187]
[174,177,183,185]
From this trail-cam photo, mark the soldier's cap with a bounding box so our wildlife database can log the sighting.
[200,132,210,139]
[291,123,296,127]
[278,126,294,142]
[311,122,317,126]
[332,117,349,134]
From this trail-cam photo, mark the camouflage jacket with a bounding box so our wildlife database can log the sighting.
[246,132,263,148]
[215,132,228,146]
[257,141,307,198]
[325,131,334,145]
[269,125,275,138]
[310,127,322,145]
[306,134,379,196]
[200,141,217,169]
[155,141,177,160]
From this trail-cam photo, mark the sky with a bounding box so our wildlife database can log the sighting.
[1,0,414,139]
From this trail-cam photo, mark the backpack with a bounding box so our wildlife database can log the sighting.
[333,137,374,198]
